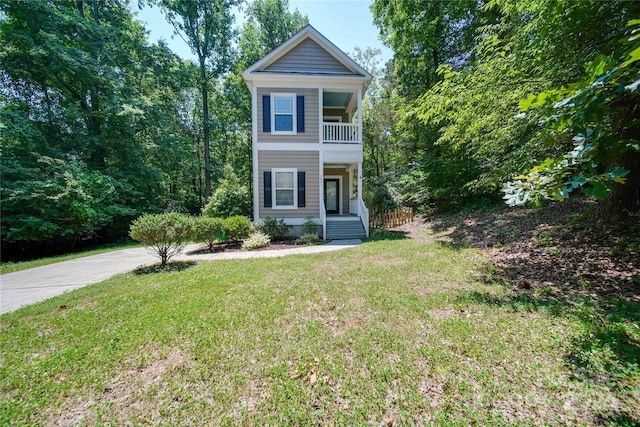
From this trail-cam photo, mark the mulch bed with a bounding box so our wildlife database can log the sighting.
[394,197,640,303]
[133,260,197,275]
[187,239,299,255]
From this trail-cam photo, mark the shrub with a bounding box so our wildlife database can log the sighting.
[241,231,271,250]
[295,233,321,246]
[192,216,224,250]
[258,216,289,241]
[129,213,194,265]
[202,164,251,218]
[364,174,401,213]
[301,216,319,236]
[223,216,253,242]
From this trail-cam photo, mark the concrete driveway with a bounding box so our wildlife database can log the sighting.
[0,240,361,315]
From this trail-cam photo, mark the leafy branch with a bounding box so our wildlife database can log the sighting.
[504,19,640,208]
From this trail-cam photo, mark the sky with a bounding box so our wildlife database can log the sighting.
[131,0,393,67]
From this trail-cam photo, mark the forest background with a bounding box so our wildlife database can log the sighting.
[1,0,638,260]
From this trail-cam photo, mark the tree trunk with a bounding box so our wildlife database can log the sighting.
[76,0,84,18]
[200,56,211,202]
[596,92,640,218]
[195,134,203,209]
[596,150,640,218]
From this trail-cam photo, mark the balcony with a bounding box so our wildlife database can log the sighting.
[322,122,360,144]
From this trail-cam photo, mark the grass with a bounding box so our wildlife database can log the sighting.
[0,241,141,274]
[1,231,638,425]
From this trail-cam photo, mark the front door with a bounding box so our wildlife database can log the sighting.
[324,179,340,215]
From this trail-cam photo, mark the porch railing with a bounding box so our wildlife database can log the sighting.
[322,123,360,144]
[320,199,327,240]
[358,198,369,237]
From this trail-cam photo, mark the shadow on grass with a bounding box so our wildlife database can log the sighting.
[424,198,640,424]
[435,241,475,252]
[595,410,640,426]
[363,227,411,242]
[133,260,197,275]
[421,197,640,302]
[458,285,640,424]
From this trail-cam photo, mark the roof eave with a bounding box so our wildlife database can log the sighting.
[243,72,371,89]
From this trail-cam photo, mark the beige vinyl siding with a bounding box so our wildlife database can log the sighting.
[264,39,353,74]
[257,88,319,143]
[258,151,320,218]
[323,108,350,122]
[324,167,350,215]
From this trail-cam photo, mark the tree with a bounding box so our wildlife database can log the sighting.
[351,47,389,178]
[371,0,639,213]
[237,0,307,67]
[129,213,194,265]
[215,0,307,208]
[0,0,203,258]
[158,0,239,202]
[372,0,493,98]
[202,164,251,218]
[504,20,640,215]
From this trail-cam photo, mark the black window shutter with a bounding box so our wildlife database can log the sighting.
[263,96,271,132]
[297,171,305,208]
[264,171,272,207]
[296,96,305,132]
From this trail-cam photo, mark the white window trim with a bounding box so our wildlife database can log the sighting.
[272,168,297,209]
[271,93,297,135]
[323,115,343,123]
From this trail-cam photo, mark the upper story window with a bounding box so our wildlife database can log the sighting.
[271,93,297,134]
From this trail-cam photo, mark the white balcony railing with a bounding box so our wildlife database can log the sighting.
[322,123,360,144]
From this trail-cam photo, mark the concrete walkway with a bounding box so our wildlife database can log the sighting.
[0,240,361,315]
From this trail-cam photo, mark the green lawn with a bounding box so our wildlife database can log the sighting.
[1,230,638,425]
[0,241,141,274]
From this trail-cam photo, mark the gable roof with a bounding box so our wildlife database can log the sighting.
[243,25,372,84]
[264,38,353,74]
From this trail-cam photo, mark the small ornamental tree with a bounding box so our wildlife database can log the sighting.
[202,164,252,218]
[129,213,193,266]
[192,216,224,250]
[223,216,253,243]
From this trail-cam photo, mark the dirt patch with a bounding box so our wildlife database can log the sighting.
[370,256,409,266]
[393,198,640,303]
[426,307,460,319]
[233,378,271,417]
[138,349,187,385]
[51,348,190,426]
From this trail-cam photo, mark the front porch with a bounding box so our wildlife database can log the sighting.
[321,163,368,239]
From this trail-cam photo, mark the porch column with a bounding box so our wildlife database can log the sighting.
[357,87,362,143]
[357,162,363,215]
[318,87,323,143]
[348,169,353,201]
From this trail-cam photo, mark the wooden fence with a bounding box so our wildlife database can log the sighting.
[370,207,414,229]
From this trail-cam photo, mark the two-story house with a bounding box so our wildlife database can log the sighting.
[242,25,372,239]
